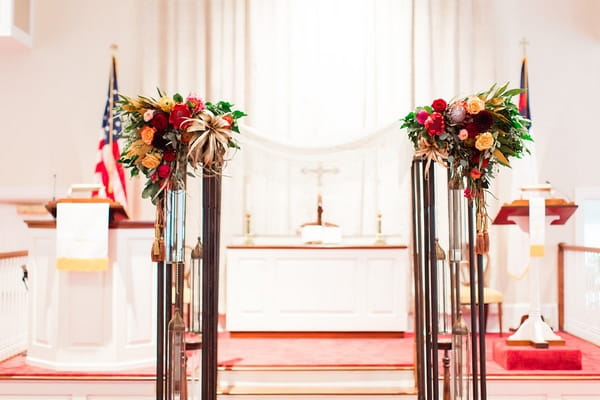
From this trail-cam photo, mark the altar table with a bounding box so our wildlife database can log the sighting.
[225,244,410,331]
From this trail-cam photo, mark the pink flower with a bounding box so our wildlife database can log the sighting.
[186,95,205,113]
[157,164,171,179]
[416,110,429,125]
[458,129,468,140]
[143,109,155,122]
[432,99,447,112]
[424,112,446,136]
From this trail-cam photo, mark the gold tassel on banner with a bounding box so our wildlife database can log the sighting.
[151,197,166,262]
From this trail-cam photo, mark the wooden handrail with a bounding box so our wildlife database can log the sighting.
[557,242,600,331]
[558,243,600,253]
[0,250,28,260]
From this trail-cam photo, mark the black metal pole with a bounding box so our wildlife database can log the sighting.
[467,200,479,400]
[156,260,165,400]
[201,174,221,400]
[164,261,172,398]
[421,162,433,400]
[411,159,425,400]
[427,166,439,400]
[477,253,487,400]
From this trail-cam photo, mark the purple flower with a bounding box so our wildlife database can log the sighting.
[416,110,429,125]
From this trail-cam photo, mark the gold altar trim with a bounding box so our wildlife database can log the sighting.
[56,257,108,271]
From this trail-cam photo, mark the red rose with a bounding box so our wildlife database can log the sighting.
[163,150,176,162]
[151,172,159,182]
[151,112,169,132]
[470,168,482,180]
[157,164,171,179]
[222,114,233,127]
[464,187,473,199]
[169,103,192,130]
[431,99,447,112]
[424,112,446,136]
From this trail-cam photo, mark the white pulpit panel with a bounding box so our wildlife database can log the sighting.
[25,220,156,371]
[226,245,409,331]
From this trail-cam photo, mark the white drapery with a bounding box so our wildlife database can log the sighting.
[132,0,539,313]
[134,0,497,236]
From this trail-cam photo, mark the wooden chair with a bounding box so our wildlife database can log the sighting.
[459,255,503,336]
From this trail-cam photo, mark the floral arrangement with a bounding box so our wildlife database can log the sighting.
[117,90,246,204]
[400,83,532,253]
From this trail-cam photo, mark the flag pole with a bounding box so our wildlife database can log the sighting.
[107,44,118,198]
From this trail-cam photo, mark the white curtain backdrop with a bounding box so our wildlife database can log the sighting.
[131,0,526,313]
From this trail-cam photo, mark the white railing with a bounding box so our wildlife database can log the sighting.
[0,250,29,361]
[558,243,600,345]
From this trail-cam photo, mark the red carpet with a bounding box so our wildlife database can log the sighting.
[0,332,599,378]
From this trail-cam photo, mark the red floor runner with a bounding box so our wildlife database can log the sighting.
[1,332,598,377]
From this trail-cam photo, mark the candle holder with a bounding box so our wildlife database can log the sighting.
[244,213,254,245]
[374,213,386,245]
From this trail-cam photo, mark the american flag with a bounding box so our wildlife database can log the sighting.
[94,55,128,208]
[519,56,531,125]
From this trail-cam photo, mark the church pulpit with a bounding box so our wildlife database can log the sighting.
[24,204,157,371]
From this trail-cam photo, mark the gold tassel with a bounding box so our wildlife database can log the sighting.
[483,230,490,253]
[151,197,166,262]
[475,232,485,254]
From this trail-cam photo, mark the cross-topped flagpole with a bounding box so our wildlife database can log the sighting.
[520,37,529,58]
[106,44,118,196]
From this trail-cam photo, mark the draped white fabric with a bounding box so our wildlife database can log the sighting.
[131,0,545,314]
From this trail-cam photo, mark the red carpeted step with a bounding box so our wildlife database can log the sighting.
[493,341,582,370]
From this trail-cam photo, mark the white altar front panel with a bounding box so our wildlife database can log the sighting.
[225,245,409,331]
[25,220,156,371]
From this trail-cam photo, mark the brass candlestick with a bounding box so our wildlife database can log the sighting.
[375,213,386,245]
[244,213,254,245]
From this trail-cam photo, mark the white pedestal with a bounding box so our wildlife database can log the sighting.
[505,203,566,347]
[25,220,156,371]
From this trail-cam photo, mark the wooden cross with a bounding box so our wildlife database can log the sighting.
[520,37,529,57]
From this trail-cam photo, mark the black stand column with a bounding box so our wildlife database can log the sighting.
[201,174,222,400]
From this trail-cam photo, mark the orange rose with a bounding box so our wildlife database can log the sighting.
[139,125,157,145]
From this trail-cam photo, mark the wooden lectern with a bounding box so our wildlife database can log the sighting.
[493,195,577,347]
[45,198,129,223]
